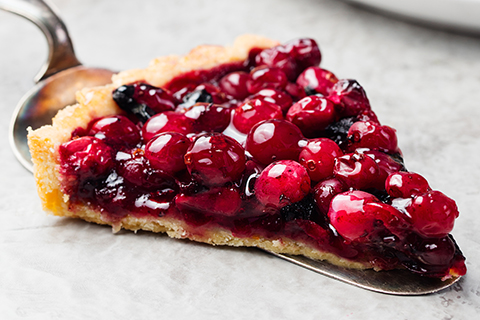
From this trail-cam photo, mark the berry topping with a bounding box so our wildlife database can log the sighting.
[405,190,459,238]
[232,98,283,134]
[131,82,177,113]
[183,103,231,133]
[328,79,371,118]
[248,89,293,114]
[284,38,322,73]
[411,235,456,266]
[176,186,241,216]
[59,136,114,178]
[328,190,406,242]
[255,160,311,209]
[296,67,338,96]
[184,133,246,186]
[219,71,250,100]
[247,67,288,94]
[112,85,156,123]
[385,172,431,198]
[142,111,194,142]
[255,46,297,81]
[313,178,347,214]
[89,115,141,147]
[346,121,399,154]
[333,152,382,190]
[299,138,343,182]
[245,119,306,165]
[145,132,191,175]
[286,95,336,138]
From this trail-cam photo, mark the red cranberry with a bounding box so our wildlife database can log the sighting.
[248,89,293,114]
[175,186,241,216]
[89,115,141,147]
[357,109,380,124]
[405,190,459,238]
[284,38,322,73]
[59,136,113,178]
[328,79,371,118]
[183,102,231,133]
[346,121,399,154]
[142,111,194,142]
[255,160,311,209]
[286,95,336,138]
[413,236,455,266]
[219,71,250,100]
[333,152,382,190]
[247,66,288,94]
[145,132,191,175]
[131,82,177,113]
[245,119,306,165]
[363,150,404,185]
[328,190,405,242]
[184,133,246,186]
[284,82,307,101]
[117,150,174,189]
[232,98,283,134]
[313,178,347,214]
[296,67,338,96]
[385,172,431,198]
[299,138,343,182]
[255,46,297,81]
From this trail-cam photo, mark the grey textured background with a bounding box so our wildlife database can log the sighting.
[0,0,479,318]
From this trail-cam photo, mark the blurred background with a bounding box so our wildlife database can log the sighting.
[0,0,479,318]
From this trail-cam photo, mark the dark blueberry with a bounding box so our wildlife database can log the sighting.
[112,85,156,123]
[280,194,323,225]
[324,117,356,148]
[180,89,213,109]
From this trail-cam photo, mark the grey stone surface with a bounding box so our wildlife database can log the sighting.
[0,0,479,318]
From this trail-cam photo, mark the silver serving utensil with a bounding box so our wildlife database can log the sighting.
[2,0,463,295]
[1,0,115,172]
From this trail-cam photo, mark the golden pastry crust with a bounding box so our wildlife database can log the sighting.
[28,34,370,270]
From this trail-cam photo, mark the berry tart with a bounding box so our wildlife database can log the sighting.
[28,34,466,280]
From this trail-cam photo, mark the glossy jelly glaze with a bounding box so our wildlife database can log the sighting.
[59,38,466,279]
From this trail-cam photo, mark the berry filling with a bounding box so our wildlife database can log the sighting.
[58,38,466,279]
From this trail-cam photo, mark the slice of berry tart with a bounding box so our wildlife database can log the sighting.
[28,34,466,280]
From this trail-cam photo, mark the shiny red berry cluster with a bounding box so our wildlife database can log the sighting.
[58,38,465,278]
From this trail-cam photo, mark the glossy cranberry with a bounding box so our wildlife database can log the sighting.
[131,82,177,113]
[183,103,231,132]
[346,121,399,154]
[232,98,283,134]
[255,160,311,208]
[255,46,297,80]
[248,89,293,114]
[299,138,343,182]
[89,115,141,147]
[193,83,228,104]
[284,38,322,73]
[357,109,380,124]
[313,178,347,214]
[284,82,307,101]
[412,236,456,266]
[145,132,191,174]
[219,71,250,100]
[328,79,371,118]
[59,136,113,178]
[134,190,177,216]
[142,111,194,142]
[247,66,288,94]
[296,67,338,96]
[117,151,174,189]
[363,150,404,185]
[405,190,459,238]
[385,172,431,198]
[328,190,406,242]
[184,133,246,186]
[286,95,336,137]
[245,119,306,165]
[333,152,381,190]
[175,186,241,216]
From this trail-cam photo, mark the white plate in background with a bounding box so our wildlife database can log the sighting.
[347,0,480,34]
